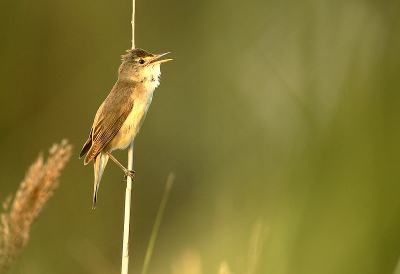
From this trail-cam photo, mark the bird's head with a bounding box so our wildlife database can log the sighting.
[119,48,172,83]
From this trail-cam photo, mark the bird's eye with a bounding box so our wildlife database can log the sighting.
[139,59,145,64]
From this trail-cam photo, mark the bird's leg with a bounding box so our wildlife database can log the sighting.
[106,152,135,180]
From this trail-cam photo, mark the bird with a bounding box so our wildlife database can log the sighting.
[79,48,172,208]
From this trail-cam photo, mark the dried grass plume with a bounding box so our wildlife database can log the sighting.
[0,140,72,273]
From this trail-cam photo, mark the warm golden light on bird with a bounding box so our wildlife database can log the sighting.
[79,48,172,208]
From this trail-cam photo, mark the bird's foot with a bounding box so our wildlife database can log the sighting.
[123,169,135,181]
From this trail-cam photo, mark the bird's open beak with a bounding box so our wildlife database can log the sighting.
[150,52,172,64]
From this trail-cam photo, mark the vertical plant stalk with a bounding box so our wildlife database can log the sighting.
[121,1,135,274]
[131,0,135,50]
[141,173,175,274]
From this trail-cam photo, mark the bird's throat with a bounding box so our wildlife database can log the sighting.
[140,66,161,92]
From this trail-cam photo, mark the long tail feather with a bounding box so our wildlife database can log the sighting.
[93,152,109,209]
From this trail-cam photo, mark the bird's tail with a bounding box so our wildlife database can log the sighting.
[93,152,109,209]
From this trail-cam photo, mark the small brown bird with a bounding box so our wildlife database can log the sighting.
[79,48,172,208]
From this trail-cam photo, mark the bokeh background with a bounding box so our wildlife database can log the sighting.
[1,0,400,273]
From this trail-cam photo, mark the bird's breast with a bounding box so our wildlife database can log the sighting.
[106,90,154,151]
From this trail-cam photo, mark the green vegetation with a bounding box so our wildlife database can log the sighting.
[0,1,399,273]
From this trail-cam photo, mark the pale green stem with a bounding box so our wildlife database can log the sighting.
[141,173,175,274]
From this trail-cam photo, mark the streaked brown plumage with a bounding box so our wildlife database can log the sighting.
[79,48,171,208]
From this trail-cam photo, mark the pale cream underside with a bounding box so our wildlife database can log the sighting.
[104,65,161,152]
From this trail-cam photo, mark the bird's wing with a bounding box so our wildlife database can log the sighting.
[83,85,135,165]
[79,128,93,159]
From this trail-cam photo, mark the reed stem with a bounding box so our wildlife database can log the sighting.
[121,1,136,273]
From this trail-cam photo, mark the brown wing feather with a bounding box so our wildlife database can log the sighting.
[83,82,136,165]
[79,128,93,158]
[84,103,134,164]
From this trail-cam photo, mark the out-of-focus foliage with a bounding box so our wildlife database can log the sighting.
[0,0,400,273]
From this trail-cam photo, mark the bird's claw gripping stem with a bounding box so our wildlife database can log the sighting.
[124,169,135,180]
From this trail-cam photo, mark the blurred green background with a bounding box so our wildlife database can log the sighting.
[1,0,400,273]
